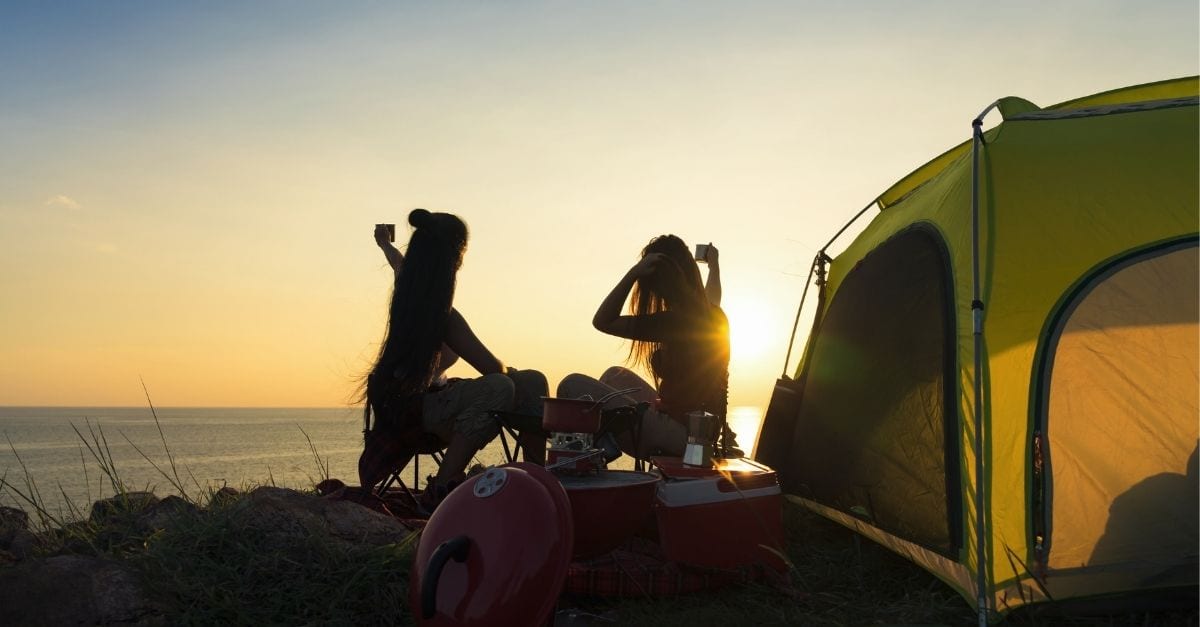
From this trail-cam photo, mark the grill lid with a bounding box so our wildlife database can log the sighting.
[410,462,574,626]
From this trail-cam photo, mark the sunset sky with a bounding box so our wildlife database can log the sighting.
[2,1,1196,410]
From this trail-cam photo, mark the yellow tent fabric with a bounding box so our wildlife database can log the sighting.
[760,77,1199,619]
[875,76,1199,209]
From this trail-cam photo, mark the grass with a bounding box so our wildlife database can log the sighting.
[578,502,975,626]
[1,407,420,625]
[2,411,1197,626]
[587,504,1198,627]
[129,494,418,626]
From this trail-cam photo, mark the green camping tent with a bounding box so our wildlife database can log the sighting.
[757,76,1199,621]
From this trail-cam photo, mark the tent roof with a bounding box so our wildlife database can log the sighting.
[875,76,1200,210]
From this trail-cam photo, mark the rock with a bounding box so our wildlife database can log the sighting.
[90,491,160,524]
[232,486,414,549]
[0,554,162,625]
[250,485,297,501]
[320,495,418,547]
[0,506,38,559]
[209,486,241,508]
[6,528,38,559]
[0,506,29,533]
[135,495,200,533]
[315,478,346,495]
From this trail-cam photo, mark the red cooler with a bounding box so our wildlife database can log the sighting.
[650,456,787,573]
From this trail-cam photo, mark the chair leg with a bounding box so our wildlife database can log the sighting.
[633,405,645,472]
[498,428,514,463]
[393,476,420,510]
[377,472,397,496]
[509,426,528,462]
[492,412,531,464]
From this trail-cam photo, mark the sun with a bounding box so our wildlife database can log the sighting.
[721,297,776,369]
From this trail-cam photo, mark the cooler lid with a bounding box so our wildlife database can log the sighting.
[651,455,777,481]
[411,462,574,626]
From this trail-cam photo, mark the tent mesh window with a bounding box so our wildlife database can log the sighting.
[1038,239,1199,579]
[786,226,960,556]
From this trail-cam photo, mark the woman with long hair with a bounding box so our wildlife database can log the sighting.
[360,209,546,507]
[557,234,730,458]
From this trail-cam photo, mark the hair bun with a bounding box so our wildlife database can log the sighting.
[408,208,431,227]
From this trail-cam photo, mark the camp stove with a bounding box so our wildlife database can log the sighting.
[541,390,638,476]
[545,432,606,475]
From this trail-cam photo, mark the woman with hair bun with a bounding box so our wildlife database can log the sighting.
[361,209,546,510]
[557,234,731,459]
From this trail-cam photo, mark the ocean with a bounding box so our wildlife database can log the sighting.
[0,406,763,519]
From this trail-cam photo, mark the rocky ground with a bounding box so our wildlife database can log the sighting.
[3,488,1194,626]
[0,487,418,625]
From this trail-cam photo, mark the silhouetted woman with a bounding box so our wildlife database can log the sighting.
[558,235,730,458]
[360,209,545,508]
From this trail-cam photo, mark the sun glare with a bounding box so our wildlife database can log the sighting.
[722,298,775,368]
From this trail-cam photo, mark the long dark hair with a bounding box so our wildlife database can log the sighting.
[627,234,708,381]
[365,209,468,429]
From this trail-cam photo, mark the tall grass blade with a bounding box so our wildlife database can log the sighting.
[72,419,125,497]
[96,422,118,489]
[2,434,64,529]
[56,482,86,521]
[140,376,187,496]
[120,432,190,502]
[78,443,92,506]
[1003,544,1053,602]
[299,425,330,485]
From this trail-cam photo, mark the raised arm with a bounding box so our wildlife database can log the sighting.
[701,242,722,306]
[443,308,505,375]
[375,224,404,273]
[593,253,664,339]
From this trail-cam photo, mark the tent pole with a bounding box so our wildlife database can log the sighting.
[821,200,879,252]
[781,200,880,378]
[970,102,998,627]
[781,254,819,378]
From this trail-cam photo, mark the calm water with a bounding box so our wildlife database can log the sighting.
[0,406,762,519]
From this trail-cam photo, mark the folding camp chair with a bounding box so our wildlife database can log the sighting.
[373,412,547,500]
[370,404,648,504]
[492,410,549,465]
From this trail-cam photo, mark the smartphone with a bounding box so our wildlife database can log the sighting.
[377,224,396,242]
[694,243,710,263]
